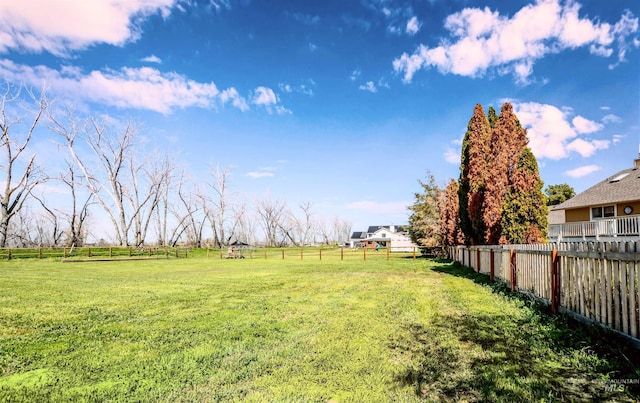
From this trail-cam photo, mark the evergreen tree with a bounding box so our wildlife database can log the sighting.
[439,179,463,246]
[500,147,548,244]
[483,102,528,245]
[408,174,441,247]
[544,183,575,205]
[487,106,498,128]
[458,104,491,245]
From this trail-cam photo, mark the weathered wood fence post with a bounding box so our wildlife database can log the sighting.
[510,249,517,292]
[489,248,495,282]
[551,249,561,314]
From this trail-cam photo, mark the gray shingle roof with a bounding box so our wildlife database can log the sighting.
[554,166,640,210]
[350,231,366,239]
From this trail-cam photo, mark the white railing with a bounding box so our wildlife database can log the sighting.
[549,215,640,241]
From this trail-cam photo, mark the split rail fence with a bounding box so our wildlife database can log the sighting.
[208,246,422,261]
[447,241,640,346]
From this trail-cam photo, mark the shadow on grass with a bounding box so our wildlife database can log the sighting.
[394,259,640,402]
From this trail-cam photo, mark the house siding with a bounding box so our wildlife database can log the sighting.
[565,208,590,223]
[618,201,640,216]
[563,202,640,223]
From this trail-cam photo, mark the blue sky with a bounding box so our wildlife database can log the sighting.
[1,0,639,237]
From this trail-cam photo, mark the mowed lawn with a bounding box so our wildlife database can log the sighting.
[0,254,638,402]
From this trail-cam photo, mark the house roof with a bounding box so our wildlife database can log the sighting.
[366,225,409,233]
[350,231,366,239]
[367,225,389,233]
[553,166,640,210]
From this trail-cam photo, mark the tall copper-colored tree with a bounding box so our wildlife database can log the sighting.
[483,103,528,245]
[458,104,492,245]
[439,179,464,246]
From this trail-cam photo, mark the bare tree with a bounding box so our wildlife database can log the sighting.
[51,109,170,246]
[232,199,256,245]
[332,216,353,245]
[290,201,314,246]
[0,83,48,247]
[60,163,93,247]
[316,217,334,245]
[50,111,134,245]
[255,195,287,247]
[169,171,205,247]
[30,193,64,247]
[205,165,238,247]
[126,151,172,246]
[153,155,178,246]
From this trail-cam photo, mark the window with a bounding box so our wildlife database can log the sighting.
[381,233,386,238]
[592,205,615,219]
[609,172,629,183]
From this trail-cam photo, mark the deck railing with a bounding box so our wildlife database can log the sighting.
[549,215,640,241]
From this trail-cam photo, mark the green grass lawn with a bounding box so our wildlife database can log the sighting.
[0,255,638,402]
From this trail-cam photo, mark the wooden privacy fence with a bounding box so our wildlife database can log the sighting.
[447,241,640,345]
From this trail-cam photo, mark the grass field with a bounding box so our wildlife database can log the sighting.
[0,253,638,402]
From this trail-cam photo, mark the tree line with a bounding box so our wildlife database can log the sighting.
[0,83,352,248]
[409,103,574,248]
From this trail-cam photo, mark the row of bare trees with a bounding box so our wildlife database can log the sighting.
[0,83,351,248]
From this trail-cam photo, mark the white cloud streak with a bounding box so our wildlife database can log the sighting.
[444,148,460,164]
[406,16,421,36]
[0,59,285,114]
[565,165,601,178]
[0,0,181,56]
[393,0,639,83]
[359,81,378,93]
[513,101,611,160]
[141,55,162,64]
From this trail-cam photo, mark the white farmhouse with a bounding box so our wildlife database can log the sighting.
[349,225,417,252]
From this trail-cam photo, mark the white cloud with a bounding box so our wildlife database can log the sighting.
[393,0,639,83]
[444,147,460,164]
[252,86,291,115]
[252,86,277,106]
[406,16,421,35]
[612,134,625,144]
[0,59,254,114]
[350,69,362,81]
[513,101,609,160]
[566,138,609,157]
[141,55,162,64]
[0,0,180,56]
[279,81,314,96]
[601,114,622,124]
[565,165,601,178]
[359,81,377,93]
[246,171,275,179]
[220,88,249,112]
[209,0,231,13]
[572,115,603,134]
[346,200,410,215]
[246,166,277,179]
